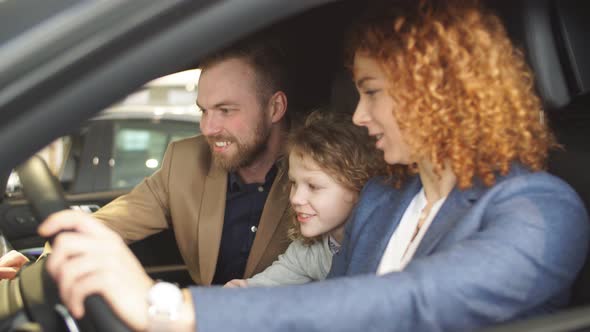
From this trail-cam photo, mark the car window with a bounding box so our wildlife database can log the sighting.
[4,69,201,195]
[110,120,197,190]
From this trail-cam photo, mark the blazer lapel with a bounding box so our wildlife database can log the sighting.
[413,184,482,258]
[360,177,422,273]
[197,162,227,285]
[244,158,290,277]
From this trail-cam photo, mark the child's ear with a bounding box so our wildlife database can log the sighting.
[349,191,360,204]
[269,91,287,123]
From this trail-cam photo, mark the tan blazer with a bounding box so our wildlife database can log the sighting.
[93,135,292,285]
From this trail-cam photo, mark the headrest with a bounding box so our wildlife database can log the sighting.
[553,1,590,97]
[496,0,590,110]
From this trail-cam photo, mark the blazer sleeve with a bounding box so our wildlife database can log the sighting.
[189,174,589,332]
[92,141,176,243]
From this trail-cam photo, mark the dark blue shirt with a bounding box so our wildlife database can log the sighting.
[211,165,278,284]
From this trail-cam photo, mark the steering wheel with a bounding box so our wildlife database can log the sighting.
[0,172,14,258]
[11,155,131,332]
[0,231,13,258]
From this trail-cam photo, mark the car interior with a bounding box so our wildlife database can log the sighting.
[0,0,589,330]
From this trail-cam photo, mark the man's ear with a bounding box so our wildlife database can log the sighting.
[268,91,287,124]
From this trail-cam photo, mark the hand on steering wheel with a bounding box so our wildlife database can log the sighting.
[40,210,155,331]
[14,155,132,332]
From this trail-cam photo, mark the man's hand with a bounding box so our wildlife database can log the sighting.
[224,279,248,288]
[0,250,29,280]
[38,210,154,331]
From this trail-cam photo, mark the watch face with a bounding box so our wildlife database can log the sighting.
[148,282,183,316]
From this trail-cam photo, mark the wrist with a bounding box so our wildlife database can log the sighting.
[146,281,183,331]
[146,282,195,332]
[180,289,196,331]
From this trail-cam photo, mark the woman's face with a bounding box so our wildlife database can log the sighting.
[352,52,412,165]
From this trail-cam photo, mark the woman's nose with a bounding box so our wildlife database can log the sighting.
[352,101,370,127]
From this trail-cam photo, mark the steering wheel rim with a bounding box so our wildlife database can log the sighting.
[15,155,131,332]
[0,232,13,258]
[0,171,15,258]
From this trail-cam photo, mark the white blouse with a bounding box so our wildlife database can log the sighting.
[377,188,447,275]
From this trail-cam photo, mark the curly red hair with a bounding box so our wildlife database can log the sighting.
[347,0,557,188]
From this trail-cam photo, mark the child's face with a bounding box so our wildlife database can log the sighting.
[288,152,357,239]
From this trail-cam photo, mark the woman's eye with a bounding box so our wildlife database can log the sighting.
[364,89,380,96]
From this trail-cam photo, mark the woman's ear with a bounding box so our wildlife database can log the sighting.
[269,91,288,123]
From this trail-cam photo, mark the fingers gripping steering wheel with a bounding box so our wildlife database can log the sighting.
[15,155,131,332]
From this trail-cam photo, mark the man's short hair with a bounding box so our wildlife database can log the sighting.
[199,34,292,107]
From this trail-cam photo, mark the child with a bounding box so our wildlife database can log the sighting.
[225,109,386,287]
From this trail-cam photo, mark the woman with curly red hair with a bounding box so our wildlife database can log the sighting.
[38,1,590,331]
[345,0,568,275]
[327,0,589,328]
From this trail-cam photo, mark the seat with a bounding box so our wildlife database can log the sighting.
[550,101,590,307]
[496,0,590,307]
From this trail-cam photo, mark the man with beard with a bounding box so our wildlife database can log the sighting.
[89,36,294,286]
[0,36,294,321]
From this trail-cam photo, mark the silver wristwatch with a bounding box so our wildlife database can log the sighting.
[147,281,183,332]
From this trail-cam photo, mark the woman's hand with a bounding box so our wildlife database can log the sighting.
[0,250,29,279]
[38,210,154,331]
[224,279,248,288]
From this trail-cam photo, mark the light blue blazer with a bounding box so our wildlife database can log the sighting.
[192,164,589,332]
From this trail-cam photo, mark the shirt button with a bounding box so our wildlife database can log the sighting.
[257,186,264,192]
[251,226,258,233]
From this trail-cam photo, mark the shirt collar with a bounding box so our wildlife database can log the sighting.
[227,163,279,193]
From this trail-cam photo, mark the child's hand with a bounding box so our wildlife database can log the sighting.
[224,279,248,288]
[0,250,30,280]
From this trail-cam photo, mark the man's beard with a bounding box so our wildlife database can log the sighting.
[207,120,271,172]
